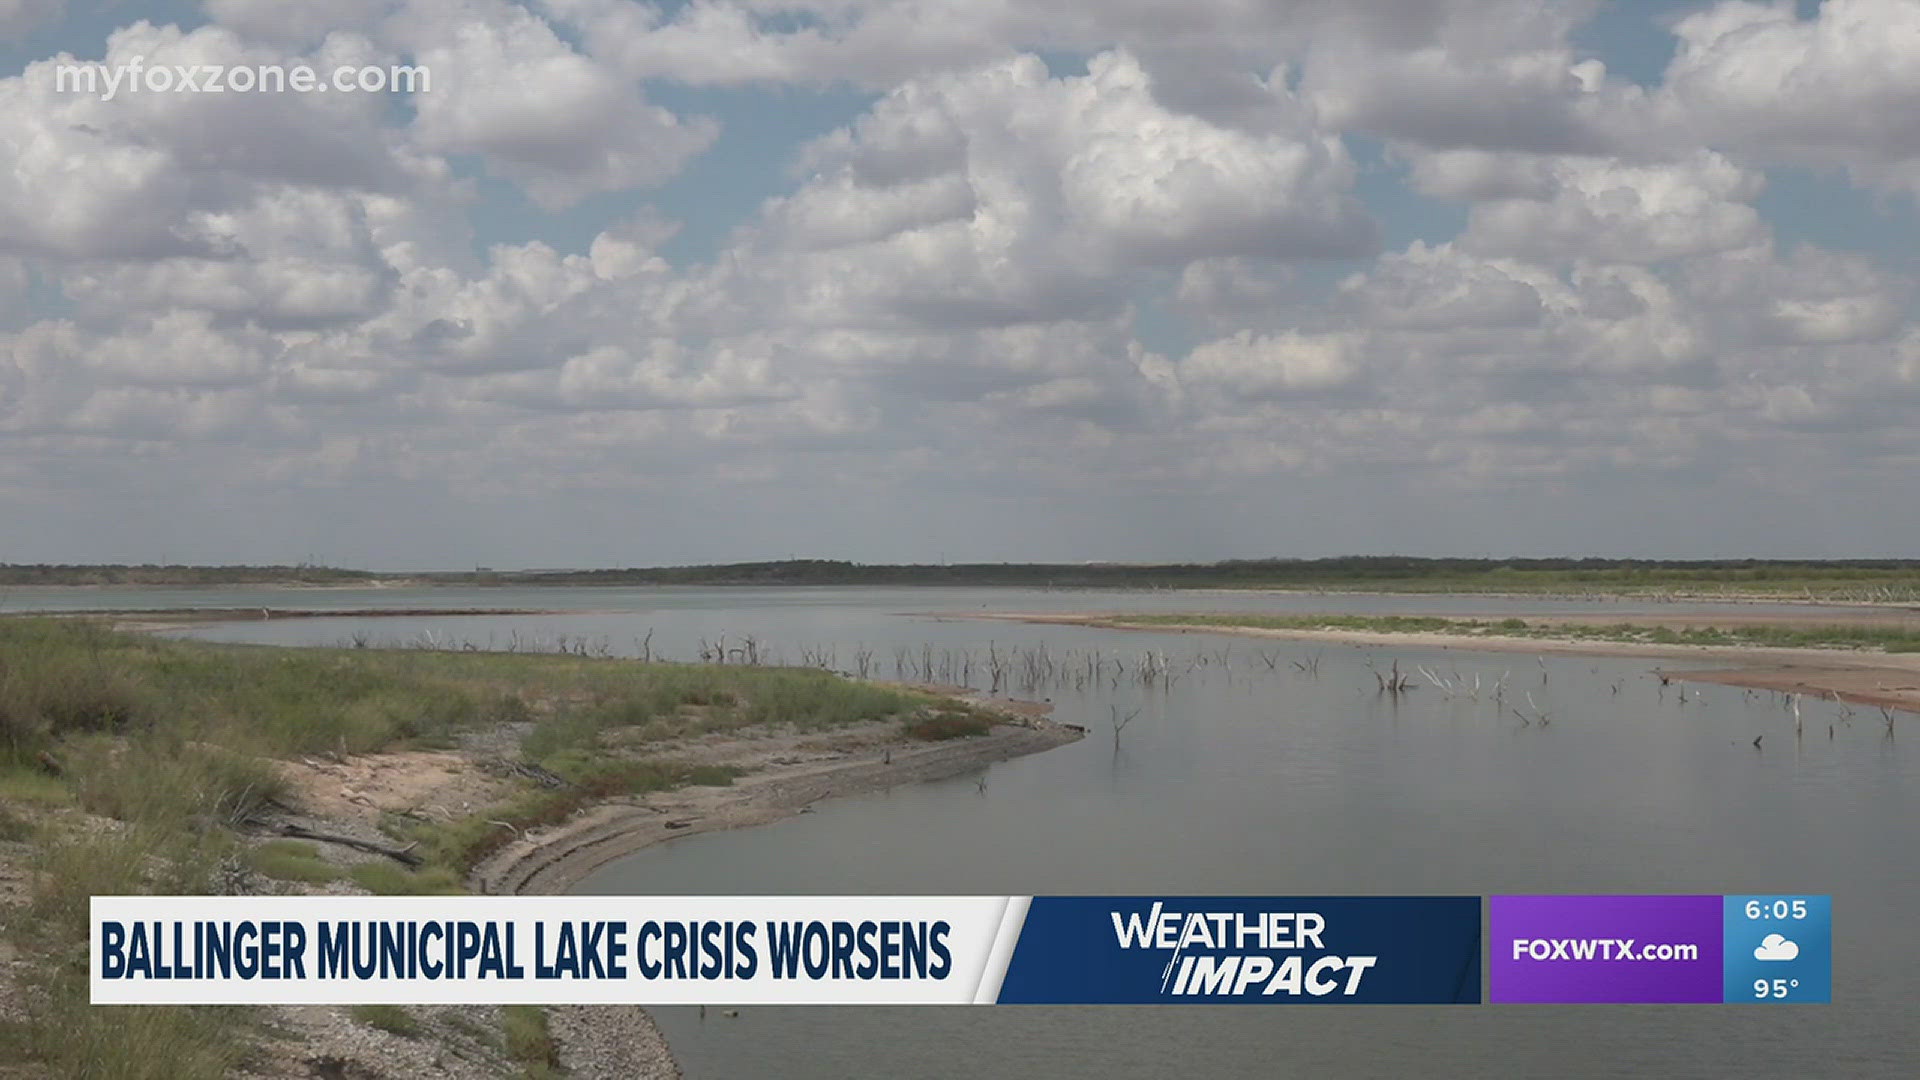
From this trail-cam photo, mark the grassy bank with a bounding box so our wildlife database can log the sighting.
[1110,614,1920,653]
[0,618,974,1077]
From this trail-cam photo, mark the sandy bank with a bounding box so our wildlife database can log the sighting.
[257,697,1080,1078]
[90,606,559,631]
[958,612,1920,713]
[478,711,1082,896]
[466,705,1080,1078]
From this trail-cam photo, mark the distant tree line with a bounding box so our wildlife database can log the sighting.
[0,564,382,586]
[6,557,1919,590]
[481,557,1920,588]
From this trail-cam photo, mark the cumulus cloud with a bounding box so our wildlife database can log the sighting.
[730,50,1373,335]
[58,188,396,327]
[547,0,1607,92]
[397,1,719,208]
[1340,242,1546,331]
[1305,42,1656,156]
[202,0,395,49]
[0,0,62,37]
[1683,241,1909,349]
[5,0,1920,560]
[1456,151,1766,263]
[0,23,424,261]
[1180,330,1365,397]
[1664,0,1920,192]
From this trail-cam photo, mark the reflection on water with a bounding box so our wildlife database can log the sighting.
[24,586,1913,1078]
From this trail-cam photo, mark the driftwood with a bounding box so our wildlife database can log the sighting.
[273,824,423,867]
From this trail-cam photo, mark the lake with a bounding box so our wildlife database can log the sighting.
[18,586,1916,1076]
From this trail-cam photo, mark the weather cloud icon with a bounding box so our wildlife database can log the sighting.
[1754,934,1800,962]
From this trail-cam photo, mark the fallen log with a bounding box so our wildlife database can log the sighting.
[272,824,424,867]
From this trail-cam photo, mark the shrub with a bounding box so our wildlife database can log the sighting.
[502,1006,561,1079]
[245,840,340,885]
[0,803,31,842]
[349,1004,423,1038]
[904,710,993,741]
[348,862,466,895]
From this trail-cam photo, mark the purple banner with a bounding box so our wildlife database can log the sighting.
[1489,895,1724,1003]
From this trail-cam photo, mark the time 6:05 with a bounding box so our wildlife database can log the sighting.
[1746,899,1809,920]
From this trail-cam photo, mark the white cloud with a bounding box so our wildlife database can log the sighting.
[1340,242,1546,331]
[1754,932,1800,961]
[546,0,1608,93]
[398,2,719,208]
[1664,0,1920,192]
[0,0,62,37]
[58,188,394,327]
[1684,242,1908,349]
[0,23,420,261]
[4,0,1920,559]
[1180,330,1365,397]
[1306,42,1655,155]
[467,341,796,411]
[202,0,394,49]
[1458,151,1766,263]
[731,50,1372,334]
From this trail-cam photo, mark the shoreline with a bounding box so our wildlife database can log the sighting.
[268,695,1080,1078]
[958,613,1920,712]
[8,580,1916,608]
[0,617,1086,1079]
[477,703,1080,1077]
[480,709,1080,896]
[99,606,560,628]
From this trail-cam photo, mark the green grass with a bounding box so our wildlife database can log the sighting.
[501,1005,562,1079]
[0,617,946,1077]
[0,765,71,806]
[245,840,341,885]
[903,709,994,740]
[1115,613,1920,652]
[348,1004,424,1038]
[348,862,468,896]
[7,829,249,1079]
[58,735,289,832]
[0,803,31,842]
[400,759,742,874]
[1,616,934,805]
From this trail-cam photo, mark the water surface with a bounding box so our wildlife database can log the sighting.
[24,586,1911,1077]
[574,623,1915,1079]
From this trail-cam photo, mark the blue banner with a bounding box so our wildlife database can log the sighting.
[995,896,1481,1004]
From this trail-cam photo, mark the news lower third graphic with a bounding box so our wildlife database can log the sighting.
[90,894,1826,1006]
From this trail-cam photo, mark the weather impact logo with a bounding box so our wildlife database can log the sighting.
[991,895,1480,1004]
[1109,902,1378,998]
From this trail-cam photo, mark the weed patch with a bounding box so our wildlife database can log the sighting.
[348,1004,423,1038]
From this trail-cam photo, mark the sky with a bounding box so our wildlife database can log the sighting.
[3,0,1920,568]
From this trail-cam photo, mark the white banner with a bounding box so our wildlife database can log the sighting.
[91,895,1029,1005]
